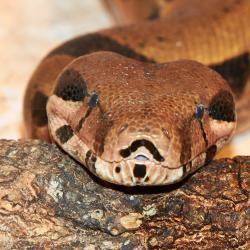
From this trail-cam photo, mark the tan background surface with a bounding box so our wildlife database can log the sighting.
[0,0,249,157]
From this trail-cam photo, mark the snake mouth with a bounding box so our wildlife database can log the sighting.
[93,138,227,186]
[94,156,184,186]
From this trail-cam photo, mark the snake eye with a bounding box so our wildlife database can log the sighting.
[195,104,205,120]
[88,91,99,108]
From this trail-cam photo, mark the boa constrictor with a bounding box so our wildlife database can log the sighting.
[23,0,250,186]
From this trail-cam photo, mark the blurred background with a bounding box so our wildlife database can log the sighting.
[0,0,249,156]
[0,0,112,138]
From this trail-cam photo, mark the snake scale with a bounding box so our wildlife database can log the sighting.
[23,0,250,186]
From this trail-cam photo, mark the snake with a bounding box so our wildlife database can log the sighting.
[23,0,250,186]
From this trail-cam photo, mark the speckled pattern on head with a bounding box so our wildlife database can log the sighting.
[24,0,250,185]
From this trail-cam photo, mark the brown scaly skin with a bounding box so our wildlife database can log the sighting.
[103,0,250,133]
[24,0,249,186]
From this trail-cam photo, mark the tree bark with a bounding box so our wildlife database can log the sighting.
[0,139,249,249]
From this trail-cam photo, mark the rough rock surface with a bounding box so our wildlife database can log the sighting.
[0,139,249,249]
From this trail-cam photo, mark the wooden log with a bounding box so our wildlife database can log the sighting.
[0,139,249,249]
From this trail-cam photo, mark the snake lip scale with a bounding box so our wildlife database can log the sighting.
[24,0,249,186]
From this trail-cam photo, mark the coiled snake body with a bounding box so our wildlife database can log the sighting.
[24,0,250,186]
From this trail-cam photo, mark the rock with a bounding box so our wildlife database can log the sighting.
[0,139,249,249]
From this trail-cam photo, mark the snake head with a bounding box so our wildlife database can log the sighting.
[47,52,236,186]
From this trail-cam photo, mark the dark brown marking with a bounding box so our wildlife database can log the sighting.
[55,125,73,144]
[210,52,249,96]
[54,69,87,101]
[161,127,170,140]
[205,145,217,165]
[147,6,160,20]
[180,120,192,165]
[208,90,235,122]
[198,120,208,147]
[119,139,164,162]
[133,164,146,178]
[75,117,84,133]
[48,33,155,63]
[31,91,48,126]
[85,150,92,166]
[182,164,187,176]
[85,149,97,173]
[75,107,93,132]
[93,111,114,156]
[91,154,97,164]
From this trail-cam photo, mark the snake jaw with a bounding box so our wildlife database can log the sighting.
[92,157,184,186]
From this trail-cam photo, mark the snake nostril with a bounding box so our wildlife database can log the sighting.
[115,166,121,173]
[133,164,146,178]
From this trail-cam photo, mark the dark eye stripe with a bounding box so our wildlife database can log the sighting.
[180,119,192,165]
[93,112,114,156]
[85,149,97,174]
[205,145,217,164]
[75,106,93,132]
